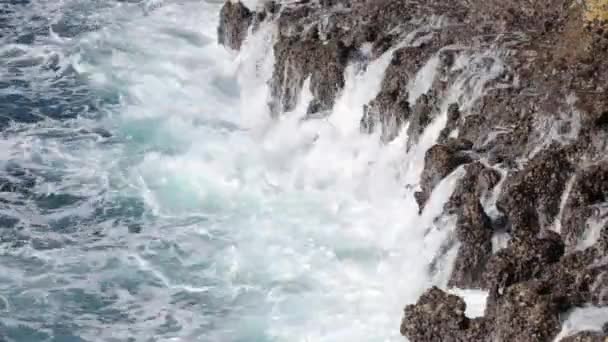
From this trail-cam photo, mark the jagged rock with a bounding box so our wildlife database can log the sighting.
[444,138,474,152]
[596,224,608,254]
[361,96,410,142]
[448,193,493,289]
[363,40,463,142]
[408,248,608,342]
[400,287,491,342]
[218,1,253,50]
[458,114,486,148]
[406,92,441,150]
[484,232,565,316]
[460,87,536,168]
[483,236,608,325]
[361,39,446,141]
[561,331,608,342]
[361,46,423,141]
[438,103,463,143]
[496,146,574,238]
[446,162,501,214]
[268,0,465,118]
[537,248,608,309]
[268,0,362,116]
[431,162,499,289]
[561,161,608,248]
[446,162,501,290]
[270,32,352,115]
[415,141,473,212]
[491,280,562,342]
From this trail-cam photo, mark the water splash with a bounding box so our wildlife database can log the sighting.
[554,306,608,341]
[0,1,534,341]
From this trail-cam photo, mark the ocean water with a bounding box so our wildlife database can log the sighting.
[0,1,510,341]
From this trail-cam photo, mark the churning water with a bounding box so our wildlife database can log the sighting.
[0,0,513,341]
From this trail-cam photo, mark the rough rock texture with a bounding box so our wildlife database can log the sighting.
[270,30,352,115]
[445,162,502,288]
[400,287,490,342]
[561,161,608,248]
[483,233,566,320]
[445,162,501,215]
[561,331,608,342]
[415,141,473,212]
[484,232,565,294]
[538,248,608,308]
[218,0,608,340]
[438,103,464,144]
[491,280,562,341]
[362,45,460,142]
[217,1,253,50]
[496,146,574,238]
[448,192,493,289]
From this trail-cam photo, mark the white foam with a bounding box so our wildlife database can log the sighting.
[553,175,576,234]
[577,205,608,251]
[555,306,608,341]
[449,288,488,318]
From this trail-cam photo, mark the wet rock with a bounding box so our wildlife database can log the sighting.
[218,1,253,50]
[458,114,487,148]
[460,88,537,168]
[484,232,565,315]
[561,161,608,248]
[361,97,410,142]
[537,248,605,309]
[362,38,462,142]
[415,142,473,212]
[561,331,608,342]
[445,162,501,290]
[265,0,400,115]
[448,193,493,289]
[491,280,562,342]
[360,46,422,141]
[596,224,608,254]
[270,33,352,115]
[438,103,463,143]
[486,231,565,285]
[406,92,440,150]
[496,146,574,238]
[362,44,436,141]
[446,162,501,215]
[400,287,491,342]
[482,239,608,331]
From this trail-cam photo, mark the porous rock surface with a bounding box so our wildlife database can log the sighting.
[217,0,253,50]
[218,0,608,340]
[561,331,608,342]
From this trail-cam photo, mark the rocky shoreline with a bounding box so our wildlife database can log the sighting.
[218,0,608,340]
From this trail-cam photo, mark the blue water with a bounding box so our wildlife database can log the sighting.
[0,1,471,341]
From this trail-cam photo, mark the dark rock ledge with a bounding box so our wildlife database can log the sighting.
[218,0,608,340]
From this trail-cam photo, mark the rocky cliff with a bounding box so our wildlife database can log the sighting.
[218,0,608,340]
